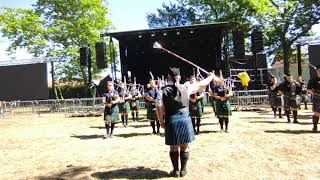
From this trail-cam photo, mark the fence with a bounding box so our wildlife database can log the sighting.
[1,89,271,116]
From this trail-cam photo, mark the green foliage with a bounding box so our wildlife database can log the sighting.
[0,0,113,83]
[147,0,320,71]
[49,85,86,99]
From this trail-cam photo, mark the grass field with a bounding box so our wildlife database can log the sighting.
[1,107,320,180]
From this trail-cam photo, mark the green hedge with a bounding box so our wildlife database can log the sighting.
[49,85,86,99]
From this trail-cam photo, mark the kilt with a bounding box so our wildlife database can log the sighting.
[215,100,232,117]
[104,106,120,121]
[312,96,320,113]
[189,101,203,117]
[130,100,140,110]
[270,94,282,108]
[119,101,130,113]
[283,96,299,110]
[147,107,157,121]
[165,111,195,145]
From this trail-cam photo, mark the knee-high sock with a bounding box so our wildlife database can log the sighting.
[156,120,160,133]
[110,123,115,135]
[121,115,125,125]
[272,107,277,116]
[285,110,290,122]
[219,118,223,130]
[224,117,229,131]
[136,111,139,121]
[125,115,128,126]
[196,117,201,132]
[312,116,319,130]
[169,151,179,171]
[150,121,156,133]
[191,118,196,132]
[293,110,298,122]
[131,112,135,121]
[180,151,189,177]
[105,124,110,134]
[278,108,282,117]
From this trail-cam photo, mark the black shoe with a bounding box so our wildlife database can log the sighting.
[169,170,180,177]
[312,126,318,132]
[293,120,299,124]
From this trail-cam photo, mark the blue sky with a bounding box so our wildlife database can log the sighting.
[0,0,171,60]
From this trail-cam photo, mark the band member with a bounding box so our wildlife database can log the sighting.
[189,75,204,135]
[298,76,308,110]
[209,79,219,117]
[278,73,302,123]
[118,82,132,128]
[145,79,160,134]
[130,86,141,122]
[102,81,120,138]
[307,65,320,132]
[156,68,217,177]
[267,75,282,118]
[212,78,233,133]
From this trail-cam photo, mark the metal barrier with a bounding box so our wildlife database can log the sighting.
[1,89,272,116]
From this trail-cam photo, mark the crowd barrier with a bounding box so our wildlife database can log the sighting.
[1,89,297,116]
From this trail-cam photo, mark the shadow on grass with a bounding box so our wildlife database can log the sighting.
[37,166,92,180]
[250,120,289,124]
[91,167,169,179]
[115,133,154,138]
[71,134,104,140]
[250,119,312,125]
[198,130,220,134]
[264,130,319,134]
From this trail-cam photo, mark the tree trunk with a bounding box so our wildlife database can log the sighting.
[282,43,291,74]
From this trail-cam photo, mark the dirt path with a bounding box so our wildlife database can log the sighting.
[1,108,320,179]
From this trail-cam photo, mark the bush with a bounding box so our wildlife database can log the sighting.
[49,85,86,99]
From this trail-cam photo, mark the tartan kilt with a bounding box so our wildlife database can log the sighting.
[147,107,157,121]
[189,102,203,117]
[215,100,232,117]
[104,106,120,121]
[313,96,320,113]
[270,94,282,108]
[165,111,195,145]
[119,101,131,113]
[130,100,140,110]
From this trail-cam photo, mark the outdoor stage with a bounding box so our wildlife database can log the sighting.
[1,107,319,179]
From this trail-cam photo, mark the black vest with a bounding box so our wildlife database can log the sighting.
[162,84,188,117]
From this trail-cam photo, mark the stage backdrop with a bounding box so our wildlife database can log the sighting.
[0,63,48,101]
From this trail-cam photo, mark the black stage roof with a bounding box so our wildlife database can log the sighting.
[103,22,231,83]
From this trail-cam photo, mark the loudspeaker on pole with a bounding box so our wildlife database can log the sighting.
[95,42,107,69]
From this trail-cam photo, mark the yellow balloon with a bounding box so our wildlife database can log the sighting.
[237,72,251,87]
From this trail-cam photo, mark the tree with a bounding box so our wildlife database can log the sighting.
[147,0,320,73]
[147,1,197,28]
[0,0,113,85]
[258,0,320,73]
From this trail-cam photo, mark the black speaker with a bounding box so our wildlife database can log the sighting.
[95,42,107,69]
[233,30,245,58]
[251,29,264,53]
[80,47,89,66]
[309,45,320,79]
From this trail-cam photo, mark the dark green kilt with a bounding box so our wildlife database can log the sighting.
[189,101,203,117]
[130,100,140,110]
[215,100,232,117]
[104,106,120,121]
[119,101,131,113]
[147,107,157,121]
